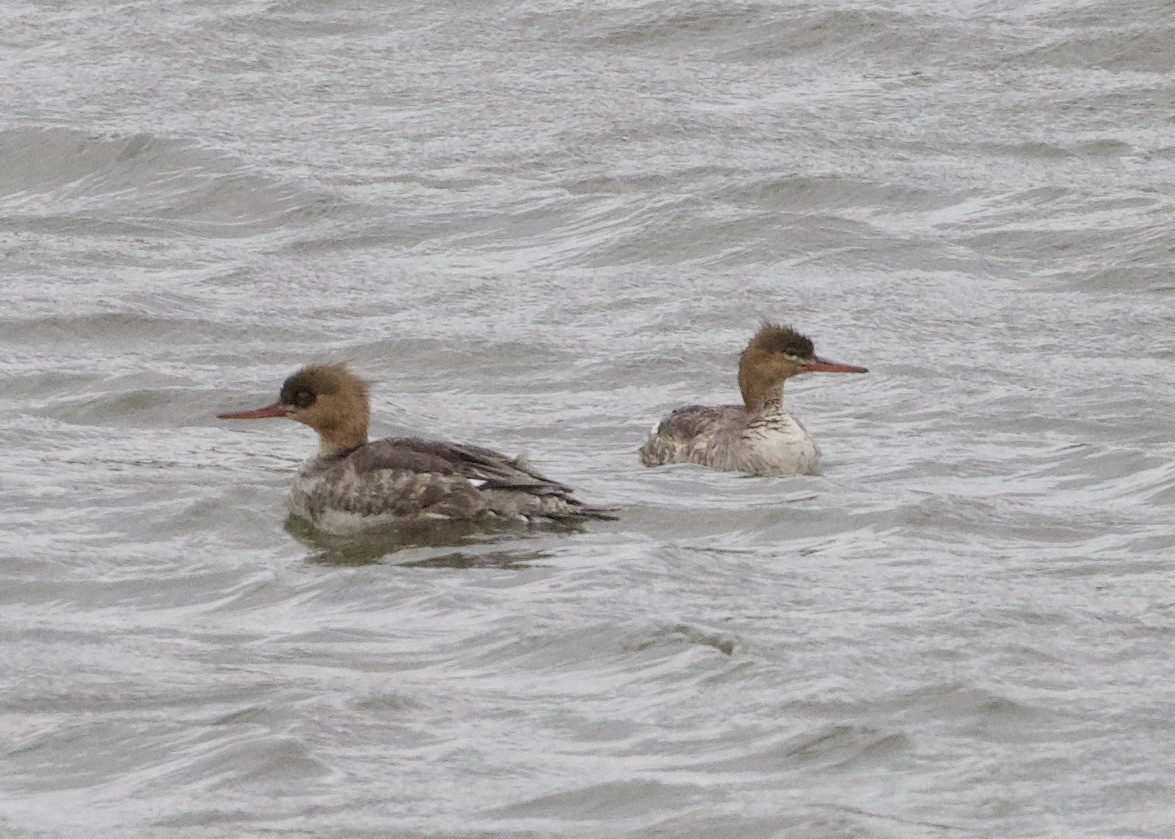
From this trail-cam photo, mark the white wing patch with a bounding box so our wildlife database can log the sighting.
[468,479,487,488]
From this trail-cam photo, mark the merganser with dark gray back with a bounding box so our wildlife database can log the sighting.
[218,364,614,534]
[640,324,867,477]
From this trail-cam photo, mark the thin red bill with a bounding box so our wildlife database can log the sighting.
[802,356,869,374]
[217,402,288,420]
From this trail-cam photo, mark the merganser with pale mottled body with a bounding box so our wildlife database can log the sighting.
[640,324,867,477]
[218,364,613,534]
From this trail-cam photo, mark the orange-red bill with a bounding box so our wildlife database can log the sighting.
[217,402,288,420]
[802,356,869,374]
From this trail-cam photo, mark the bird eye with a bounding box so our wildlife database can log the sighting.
[293,389,315,409]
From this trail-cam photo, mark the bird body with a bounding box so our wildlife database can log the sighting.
[219,364,611,533]
[640,324,867,477]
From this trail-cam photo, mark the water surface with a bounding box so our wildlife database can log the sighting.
[1,1,1173,836]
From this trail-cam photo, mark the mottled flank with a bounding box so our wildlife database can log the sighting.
[639,403,821,477]
[292,436,615,533]
[640,405,740,467]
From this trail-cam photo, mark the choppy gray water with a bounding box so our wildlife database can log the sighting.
[2,1,1174,836]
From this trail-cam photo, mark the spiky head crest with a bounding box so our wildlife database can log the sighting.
[747,323,814,360]
[280,363,370,409]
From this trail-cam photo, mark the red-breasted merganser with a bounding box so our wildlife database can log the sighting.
[640,324,867,476]
[218,364,613,533]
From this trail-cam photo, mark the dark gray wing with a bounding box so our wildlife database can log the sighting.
[640,403,748,468]
[653,405,743,440]
[346,437,572,495]
[321,437,613,521]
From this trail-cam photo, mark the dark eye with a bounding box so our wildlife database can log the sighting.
[293,389,315,410]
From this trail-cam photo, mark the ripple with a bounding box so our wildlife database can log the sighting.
[0,126,346,242]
